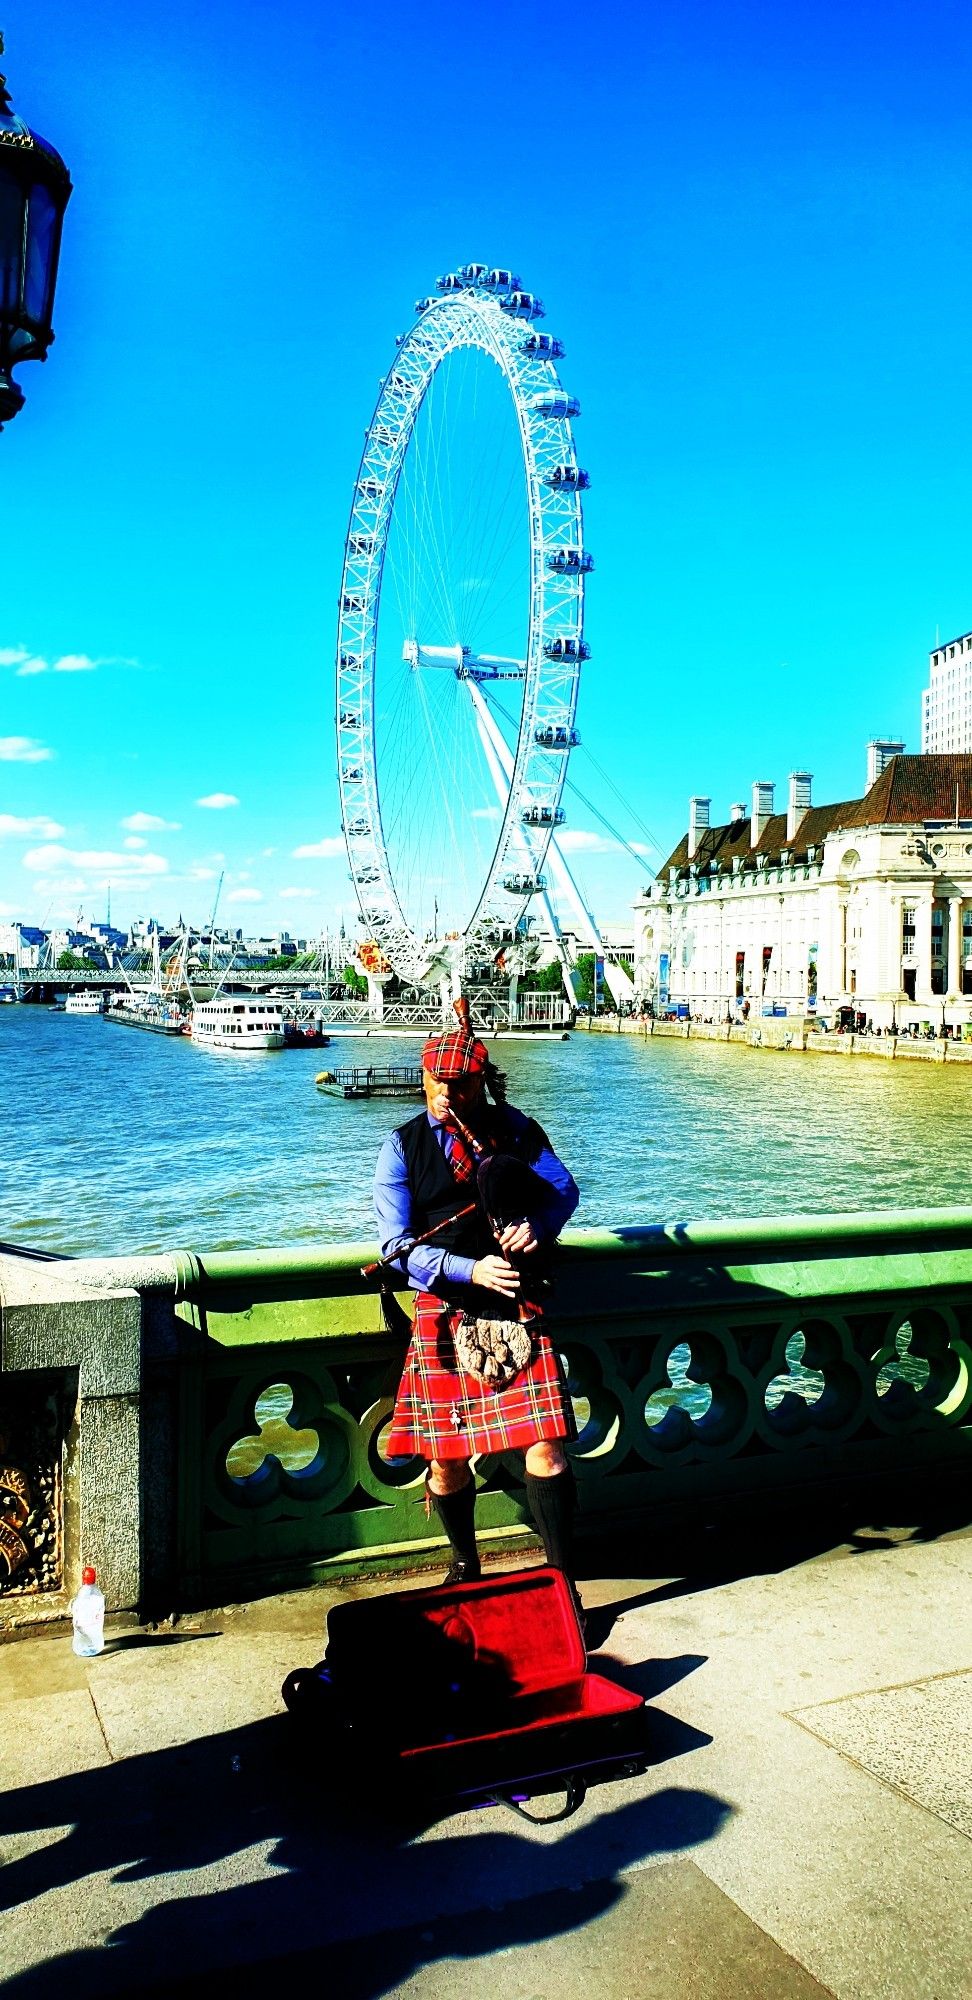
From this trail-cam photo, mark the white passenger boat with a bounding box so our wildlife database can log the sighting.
[190,996,286,1052]
[64,991,105,1015]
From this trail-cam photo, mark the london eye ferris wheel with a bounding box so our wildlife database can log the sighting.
[336,262,590,992]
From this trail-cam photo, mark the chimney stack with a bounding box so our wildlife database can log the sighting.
[687,795,710,860]
[729,801,746,823]
[786,770,812,843]
[750,780,774,849]
[866,738,905,789]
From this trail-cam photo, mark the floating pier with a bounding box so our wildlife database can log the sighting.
[315,1064,424,1100]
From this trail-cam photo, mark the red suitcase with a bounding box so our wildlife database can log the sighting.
[283,1567,649,1821]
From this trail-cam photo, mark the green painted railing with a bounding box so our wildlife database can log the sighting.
[152,1211,972,1604]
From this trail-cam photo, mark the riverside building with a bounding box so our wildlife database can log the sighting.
[922,631,972,752]
[634,749,972,1034]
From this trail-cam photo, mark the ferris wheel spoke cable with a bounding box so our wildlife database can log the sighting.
[397,392,454,641]
[455,360,512,643]
[422,366,459,638]
[411,667,473,920]
[463,463,527,644]
[456,378,526,647]
[396,431,454,643]
[480,685,661,871]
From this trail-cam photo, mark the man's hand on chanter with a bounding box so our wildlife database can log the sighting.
[496,1220,539,1256]
[470,1254,522,1297]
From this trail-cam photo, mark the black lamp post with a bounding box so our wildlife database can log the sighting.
[0,32,71,428]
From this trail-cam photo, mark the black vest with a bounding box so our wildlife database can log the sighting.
[397,1111,496,1262]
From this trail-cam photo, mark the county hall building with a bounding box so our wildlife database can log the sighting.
[634,744,972,1033]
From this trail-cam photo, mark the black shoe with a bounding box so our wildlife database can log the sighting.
[441,1556,482,1587]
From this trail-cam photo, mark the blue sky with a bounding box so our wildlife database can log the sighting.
[1,0,971,937]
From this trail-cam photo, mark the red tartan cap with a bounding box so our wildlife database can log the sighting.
[421,1028,489,1078]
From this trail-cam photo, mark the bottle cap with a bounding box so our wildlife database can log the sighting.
[81,1565,96,1585]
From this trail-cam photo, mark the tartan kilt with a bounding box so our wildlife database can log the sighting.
[385,1291,576,1461]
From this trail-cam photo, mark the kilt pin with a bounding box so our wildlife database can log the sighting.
[386,1291,576,1462]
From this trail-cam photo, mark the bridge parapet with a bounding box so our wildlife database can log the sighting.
[2,1208,971,1627]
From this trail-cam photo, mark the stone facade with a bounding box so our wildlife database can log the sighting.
[635,754,972,1033]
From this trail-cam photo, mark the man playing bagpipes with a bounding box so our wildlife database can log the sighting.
[372,1000,581,1601]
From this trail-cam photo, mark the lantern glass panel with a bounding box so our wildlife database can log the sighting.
[24,180,57,324]
[0,172,26,315]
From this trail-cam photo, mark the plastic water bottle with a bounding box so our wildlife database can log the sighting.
[71,1565,105,1657]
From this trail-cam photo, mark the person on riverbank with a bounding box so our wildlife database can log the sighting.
[373,1010,580,1600]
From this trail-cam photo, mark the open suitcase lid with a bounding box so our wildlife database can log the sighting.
[326,1566,586,1698]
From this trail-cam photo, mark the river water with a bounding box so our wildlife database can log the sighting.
[7,1008,972,1256]
[4,1007,972,1258]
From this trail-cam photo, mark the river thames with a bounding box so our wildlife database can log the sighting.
[5,1005,972,1257]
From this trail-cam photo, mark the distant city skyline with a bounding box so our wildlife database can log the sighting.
[2,1,971,933]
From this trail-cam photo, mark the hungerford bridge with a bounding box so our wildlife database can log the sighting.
[8,960,573,1031]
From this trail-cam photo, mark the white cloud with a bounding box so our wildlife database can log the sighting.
[186,864,218,881]
[227,886,262,904]
[0,813,65,839]
[280,886,317,900]
[0,736,53,763]
[196,792,240,810]
[471,806,501,821]
[32,876,90,899]
[123,836,148,851]
[121,811,181,832]
[11,650,141,677]
[22,845,169,878]
[292,835,345,859]
[261,846,277,858]
[556,829,617,855]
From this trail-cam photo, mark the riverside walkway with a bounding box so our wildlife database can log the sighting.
[2,1508,970,1997]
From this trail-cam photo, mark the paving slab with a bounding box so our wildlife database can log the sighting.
[85,1629,298,1758]
[136,1860,835,1999]
[793,1667,972,1839]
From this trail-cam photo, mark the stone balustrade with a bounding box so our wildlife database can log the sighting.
[2,1210,972,1628]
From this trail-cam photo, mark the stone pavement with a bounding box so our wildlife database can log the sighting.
[1,1518,971,2000]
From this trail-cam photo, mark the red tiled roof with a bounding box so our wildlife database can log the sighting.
[839,754,972,827]
[658,754,972,875]
[660,800,857,874]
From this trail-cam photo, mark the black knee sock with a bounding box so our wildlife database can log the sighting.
[429,1475,479,1570]
[525,1466,576,1577]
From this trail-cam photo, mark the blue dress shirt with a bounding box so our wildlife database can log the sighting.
[373,1106,579,1295]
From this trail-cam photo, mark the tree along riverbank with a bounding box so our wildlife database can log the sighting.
[585,1014,972,1063]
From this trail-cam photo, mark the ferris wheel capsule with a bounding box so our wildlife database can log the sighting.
[531,392,580,419]
[521,332,564,360]
[545,464,590,490]
[546,547,594,575]
[500,291,545,320]
[543,635,590,662]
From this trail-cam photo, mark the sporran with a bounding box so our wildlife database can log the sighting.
[454,1313,534,1388]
